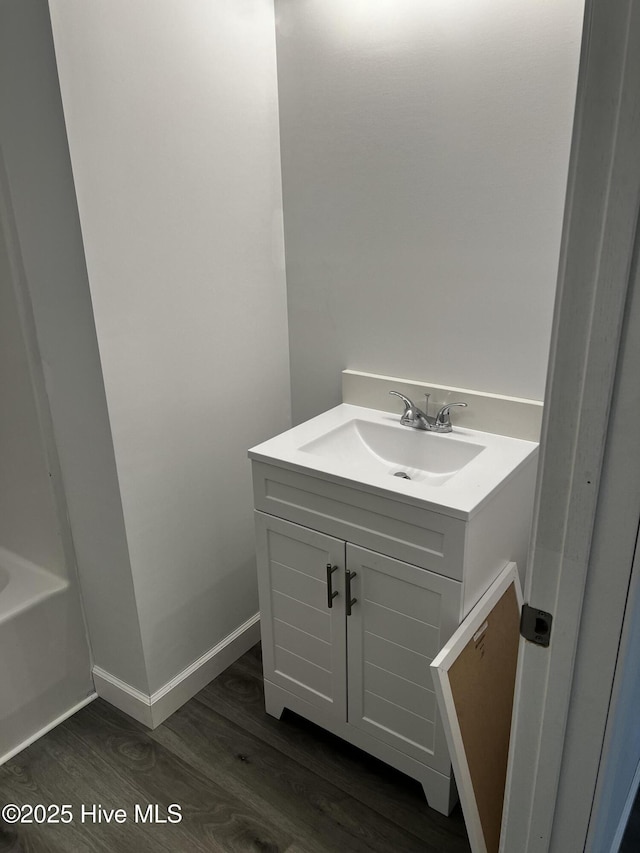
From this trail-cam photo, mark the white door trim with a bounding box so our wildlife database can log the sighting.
[501,1,640,851]
[551,216,640,850]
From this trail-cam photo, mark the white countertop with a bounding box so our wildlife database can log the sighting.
[249,404,538,520]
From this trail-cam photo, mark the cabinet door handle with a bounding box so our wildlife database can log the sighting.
[346,569,357,616]
[326,563,339,609]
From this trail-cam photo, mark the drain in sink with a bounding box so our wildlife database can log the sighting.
[393,471,412,480]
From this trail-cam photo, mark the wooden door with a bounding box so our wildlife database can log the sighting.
[346,543,460,774]
[255,512,347,718]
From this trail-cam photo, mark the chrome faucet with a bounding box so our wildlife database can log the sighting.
[389,391,467,433]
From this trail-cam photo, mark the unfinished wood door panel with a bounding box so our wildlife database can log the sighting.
[346,544,460,774]
[255,512,346,718]
[431,563,522,853]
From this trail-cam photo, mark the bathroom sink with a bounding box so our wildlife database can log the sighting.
[249,404,538,519]
[299,418,483,485]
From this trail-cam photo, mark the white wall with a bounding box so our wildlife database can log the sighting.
[276,0,584,423]
[49,0,291,693]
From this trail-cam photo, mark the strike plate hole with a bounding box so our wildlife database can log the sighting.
[535,617,549,636]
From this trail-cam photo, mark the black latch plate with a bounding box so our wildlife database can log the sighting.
[520,604,553,647]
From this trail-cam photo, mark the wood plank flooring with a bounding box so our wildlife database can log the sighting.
[0,644,470,853]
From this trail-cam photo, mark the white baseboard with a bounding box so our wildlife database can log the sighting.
[342,369,543,442]
[92,613,261,729]
[0,694,96,766]
[92,668,155,727]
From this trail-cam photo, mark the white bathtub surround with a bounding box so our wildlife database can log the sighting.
[0,548,94,764]
[0,547,66,622]
[0,214,67,576]
[92,614,260,729]
[0,696,96,768]
[342,370,543,442]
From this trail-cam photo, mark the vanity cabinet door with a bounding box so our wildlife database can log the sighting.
[255,512,347,719]
[346,544,461,774]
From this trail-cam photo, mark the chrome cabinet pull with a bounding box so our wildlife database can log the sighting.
[326,563,338,609]
[346,569,357,616]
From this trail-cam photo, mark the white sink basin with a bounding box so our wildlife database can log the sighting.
[249,404,538,519]
[299,418,484,485]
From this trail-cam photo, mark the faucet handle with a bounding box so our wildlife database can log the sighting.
[435,402,468,428]
[389,390,413,411]
[389,390,425,426]
[389,390,415,424]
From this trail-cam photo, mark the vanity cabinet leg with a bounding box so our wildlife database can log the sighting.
[421,774,458,816]
[263,679,286,720]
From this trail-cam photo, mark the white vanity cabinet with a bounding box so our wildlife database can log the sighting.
[256,511,459,777]
[255,513,348,721]
[346,543,458,777]
[251,455,537,816]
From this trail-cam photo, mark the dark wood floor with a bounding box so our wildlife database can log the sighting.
[0,644,470,853]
